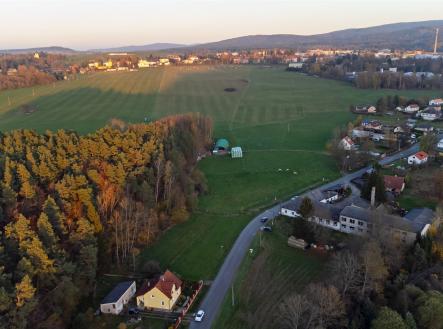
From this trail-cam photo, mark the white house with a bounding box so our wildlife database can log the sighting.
[288,62,304,69]
[138,60,157,68]
[404,104,420,114]
[408,151,429,165]
[280,199,302,218]
[100,281,136,315]
[420,107,441,121]
[438,139,443,150]
[339,136,356,151]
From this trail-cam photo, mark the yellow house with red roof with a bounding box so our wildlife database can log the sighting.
[136,270,182,310]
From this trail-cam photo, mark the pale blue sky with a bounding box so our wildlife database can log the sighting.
[1,0,442,50]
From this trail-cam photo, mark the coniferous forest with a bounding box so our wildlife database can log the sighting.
[0,113,213,329]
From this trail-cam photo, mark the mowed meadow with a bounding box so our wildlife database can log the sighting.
[0,66,436,280]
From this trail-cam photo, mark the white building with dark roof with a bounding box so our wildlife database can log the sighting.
[100,281,136,315]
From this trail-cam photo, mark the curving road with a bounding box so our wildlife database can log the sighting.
[190,136,440,329]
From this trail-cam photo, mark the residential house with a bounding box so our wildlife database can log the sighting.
[138,59,157,68]
[408,151,428,165]
[280,198,303,218]
[136,270,182,311]
[7,68,18,76]
[339,136,357,151]
[384,175,405,194]
[100,281,136,315]
[414,124,434,133]
[159,58,170,66]
[362,119,383,131]
[355,105,377,114]
[307,202,342,231]
[404,104,420,114]
[339,205,430,244]
[420,107,441,121]
[280,198,434,245]
[429,98,443,108]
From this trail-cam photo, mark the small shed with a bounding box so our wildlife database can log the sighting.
[231,146,243,158]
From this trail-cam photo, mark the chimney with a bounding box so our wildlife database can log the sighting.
[434,28,439,54]
[371,186,376,207]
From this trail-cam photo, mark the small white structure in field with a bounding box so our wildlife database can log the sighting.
[100,281,136,315]
[231,147,243,158]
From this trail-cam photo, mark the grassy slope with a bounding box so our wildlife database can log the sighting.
[0,66,437,282]
[214,220,327,329]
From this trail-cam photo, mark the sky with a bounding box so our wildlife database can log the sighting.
[1,0,442,50]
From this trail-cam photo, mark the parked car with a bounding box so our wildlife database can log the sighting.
[195,310,205,322]
[260,226,272,232]
[260,217,269,223]
[128,307,140,315]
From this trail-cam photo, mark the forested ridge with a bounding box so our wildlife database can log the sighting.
[0,113,213,328]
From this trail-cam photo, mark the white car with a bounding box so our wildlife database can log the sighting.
[195,310,205,322]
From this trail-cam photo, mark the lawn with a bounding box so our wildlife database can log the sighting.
[214,219,328,329]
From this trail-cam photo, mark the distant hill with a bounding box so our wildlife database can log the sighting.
[188,20,443,51]
[89,43,187,53]
[0,46,77,54]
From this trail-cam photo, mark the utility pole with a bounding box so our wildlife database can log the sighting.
[231,284,235,307]
[434,28,440,54]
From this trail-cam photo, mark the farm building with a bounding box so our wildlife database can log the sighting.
[231,147,243,158]
[213,139,230,154]
[100,281,136,315]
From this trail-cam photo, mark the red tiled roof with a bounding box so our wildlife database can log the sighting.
[343,136,355,145]
[384,175,405,193]
[136,270,182,299]
[415,151,428,160]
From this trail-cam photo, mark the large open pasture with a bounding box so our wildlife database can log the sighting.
[0,66,437,282]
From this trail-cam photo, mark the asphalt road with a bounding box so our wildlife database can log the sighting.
[190,137,441,329]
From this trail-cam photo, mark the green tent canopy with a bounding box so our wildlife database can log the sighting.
[214,138,229,150]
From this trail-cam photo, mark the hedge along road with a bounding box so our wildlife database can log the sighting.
[189,136,441,329]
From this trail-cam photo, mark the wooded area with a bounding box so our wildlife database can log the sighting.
[0,113,213,329]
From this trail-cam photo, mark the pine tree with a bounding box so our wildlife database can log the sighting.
[15,275,35,308]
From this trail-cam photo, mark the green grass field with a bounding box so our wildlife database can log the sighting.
[0,65,437,283]
[214,219,328,329]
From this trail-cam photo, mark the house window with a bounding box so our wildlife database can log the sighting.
[161,301,165,306]
[350,226,355,231]
[112,304,115,309]
[326,220,330,225]
[342,225,347,229]
[358,228,363,233]
[358,221,364,226]
[350,219,355,224]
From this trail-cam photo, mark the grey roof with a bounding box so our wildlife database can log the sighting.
[101,281,134,305]
[281,198,303,212]
[312,202,341,221]
[340,205,371,222]
[340,205,428,234]
[404,208,435,227]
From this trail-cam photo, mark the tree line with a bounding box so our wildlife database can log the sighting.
[303,55,443,90]
[0,113,213,329]
[0,65,56,91]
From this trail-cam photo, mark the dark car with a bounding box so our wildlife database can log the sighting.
[260,216,269,223]
[128,307,140,315]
